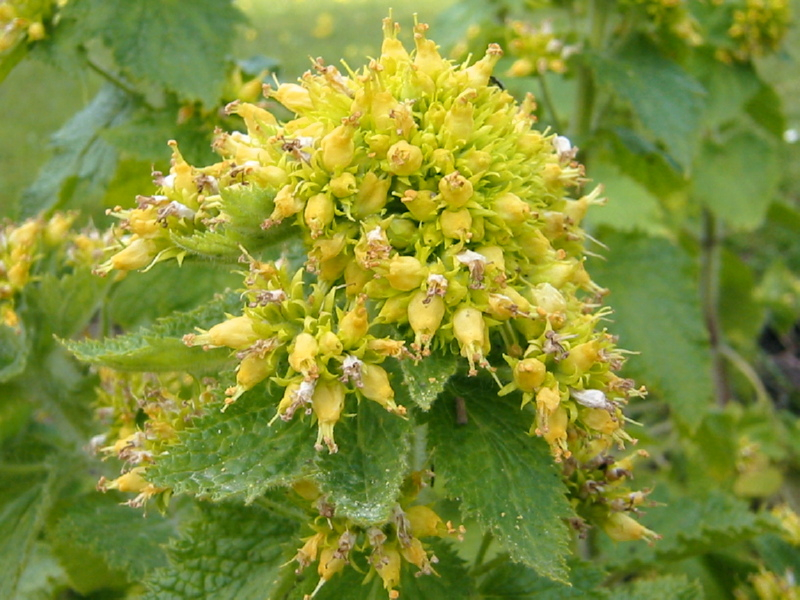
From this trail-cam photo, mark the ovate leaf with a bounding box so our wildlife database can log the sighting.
[428,377,574,582]
[591,38,705,168]
[692,130,780,231]
[60,0,244,106]
[49,493,175,581]
[590,233,713,430]
[478,560,609,600]
[396,349,459,411]
[20,85,132,218]
[314,398,412,526]
[150,383,317,502]
[143,503,298,600]
[614,575,704,600]
[0,322,27,383]
[64,292,241,372]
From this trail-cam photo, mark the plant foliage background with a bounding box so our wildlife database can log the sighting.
[1,0,800,598]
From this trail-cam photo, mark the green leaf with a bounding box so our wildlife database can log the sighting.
[601,489,775,569]
[0,323,28,383]
[718,249,764,349]
[396,349,459,411]
[687,51,761,131]
[24,269,111,341]
[478,560,609,599]
[0,37,28,85]
[143,502,298,600]
[692,130,780,231]
[591,38,705,168]
[613,575,703,600]
[107,261,241,330]
[150,383,318,502]
[49,493,175,581]
[0,470,56,600]
[745,84,786,139]
[583,161,668,236]
[63,0,244,106]
[427,377,574,582]
[590,233,713,430]
[13,542,69,600]
[64,291,242,372]
[20,84,133,219]
[314,398,412,526]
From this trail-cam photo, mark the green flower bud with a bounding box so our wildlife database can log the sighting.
[353,171,391,218]
[386,140,423,176]
[386,255,427,292]
[401,189,441,221]
[329,172,357,198]
[440,207,472,240]
[438,171,474,208]
[493,191,531,228]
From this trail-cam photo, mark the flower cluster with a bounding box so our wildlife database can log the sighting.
[99,17,653,549]
[92,368,219,508]
[289,472,463,598]
[0,212,108,330]
[724,0,791,62]
[504,20,579,78]
[619,0,702,45]
[0,0,50,53]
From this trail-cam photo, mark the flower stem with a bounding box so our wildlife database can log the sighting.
[700,208,731,406]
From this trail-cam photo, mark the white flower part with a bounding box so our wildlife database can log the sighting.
[545,38,563,54]
[231,132,253,144]
[166,201,196,219]
[88,433,108,454]
[455,249,488,267]
[366,226,386,243]
[241,160,261,169]
[294,379,317,410]
[426,273,449,297]
[554,135,573,157]
[784,129,799,144]
[340,354,364,386]
[160,173,176,189]
[294,135,315,149]
[152,194,170,203]
[570,388,613,410]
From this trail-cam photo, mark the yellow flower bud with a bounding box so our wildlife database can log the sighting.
[289,332,319,374]
[312,380,346,453]
[9,220,41,249]
[558,340,601,376]
[318,330,344,357]
[321,123,356,171]
[126,208,160,237]
[272,83,314,113]
[400,537,433,574]
[405,505,444,538]
[581,407,619,435]
[344,259,372,296]
[602,512,659,543]
[438,171,474,208]
[463,43,503,87]
[531,283,567,316]
[493,192,531,228]
[408,290,445,350]
[453,306,487,374]
[329,172,357,198]
[318,545,347,580]
[443,94,475,147]
[360,363,404,414]
[295,531,326,569]
[27,21,45,41]
[267,184,304,225]
[353,172,390,218]
[44,213,76,245]
[112,467,149,493]
[440,207,472,240]
[235,352,272,392]
[386,140,423,176]
[304,193,335,237]
[377,295,411,324]
[338,298,369,348]
[513,358,546,392]
[375,546,402,592]
[186,316,258,350]
[459,149,492,175]
[401,189,440,221]
[109,237,159,272]
[7,261,30,289]
[413,24,447,78]
[540,405,569,460]
[386,255,427,292]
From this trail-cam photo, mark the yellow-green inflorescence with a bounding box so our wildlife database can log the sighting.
[98,16,658,571]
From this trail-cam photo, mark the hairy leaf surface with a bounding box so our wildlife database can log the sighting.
[590,233,713,429]
[143,503,297,600]
[314,398,412,526]
[428,378,574,582]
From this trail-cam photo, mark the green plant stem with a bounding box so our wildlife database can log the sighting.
[472,531,494,572]
[83,52,152,108]
[699,208,731,406]
[570,0,609,145]
[254,496,309,523]
[536,72,564,133]
[719,343,771,405]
